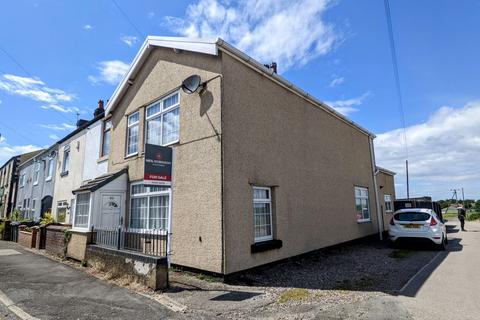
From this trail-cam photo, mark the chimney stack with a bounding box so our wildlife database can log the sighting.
[94,99,105,117]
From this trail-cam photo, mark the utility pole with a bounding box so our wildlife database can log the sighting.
[406,159,410,199]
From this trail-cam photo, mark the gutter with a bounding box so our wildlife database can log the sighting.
[369,137,383,240]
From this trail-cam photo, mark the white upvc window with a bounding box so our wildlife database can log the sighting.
[62,145,70,174]
[126,112,140,156]
[384,194,393,212]
[355,186,371,222]
[146,92,180,146]
[253,186,273,242]
[33,162,40,185]
[130,184,170,231]
[19,173,25,187]
[57,200,68,223]
[73,193,91,229]
[101,119,112,157]
[31,198,36,217]
[46,158,54,181]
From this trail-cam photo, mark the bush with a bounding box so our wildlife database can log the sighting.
[40,211,54,226]
[467,212,480,221]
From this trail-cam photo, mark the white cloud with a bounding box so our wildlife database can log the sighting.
[121,35,138,47]
[0,74,75,105]
[148,11,155,19]
[88,60,130,85]
[39,123,76,131]
[84,24,93,30]
[325,91,371,116]
[329,76,344,87]
[48,134,59,140]
[165,0,338,71]
[0,137,41,166]
[375,101,480,200]
[40,104,80,113]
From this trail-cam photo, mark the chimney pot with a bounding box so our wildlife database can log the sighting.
[98,100,104,109]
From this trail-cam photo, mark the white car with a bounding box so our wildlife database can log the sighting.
[388,208,447,250]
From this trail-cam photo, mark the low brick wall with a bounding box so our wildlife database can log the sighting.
[86,245,168,290]
[67,231,93,261]
[18,228,37,248]
[45,225,70,256]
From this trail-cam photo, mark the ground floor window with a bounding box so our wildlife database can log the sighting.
[355,186,370,222]
[130,184,169,230]
[57,201,68,223]
[74,193,90,228]
[384,194,393,213]
[253,186,273,242]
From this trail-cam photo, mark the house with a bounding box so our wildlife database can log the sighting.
[376,166,396,232]
[67,36,395,276]
[15,146,57,220]
[0,150,43,219]
[51,101,108,224]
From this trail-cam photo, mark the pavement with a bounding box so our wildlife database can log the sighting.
[396,218,480,320]
[0,241,183,320]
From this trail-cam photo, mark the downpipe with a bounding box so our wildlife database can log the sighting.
[369,137,383,241]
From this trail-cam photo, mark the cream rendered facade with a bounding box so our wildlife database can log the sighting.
[104,37,395,275]
[52,117,107,224]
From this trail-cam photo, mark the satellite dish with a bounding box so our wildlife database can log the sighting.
[181,75,203,94]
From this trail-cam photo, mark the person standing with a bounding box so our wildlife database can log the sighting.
[458,205,467,231]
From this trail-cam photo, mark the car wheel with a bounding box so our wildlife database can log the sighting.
[438,235,446,251]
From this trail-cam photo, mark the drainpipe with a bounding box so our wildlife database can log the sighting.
[369,137,383,241]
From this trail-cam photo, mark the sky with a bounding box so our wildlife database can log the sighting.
[1,0,479,200]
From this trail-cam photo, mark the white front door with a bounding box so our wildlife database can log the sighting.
[100,193,122,228]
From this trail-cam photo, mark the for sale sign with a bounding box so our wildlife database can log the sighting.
[144,144,172,186]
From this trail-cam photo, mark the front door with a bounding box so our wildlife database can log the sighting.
[40,196,52,218]
[100,193,122,228]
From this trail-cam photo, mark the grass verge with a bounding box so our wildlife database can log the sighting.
[278,288,310,303]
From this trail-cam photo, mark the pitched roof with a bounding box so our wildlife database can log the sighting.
[105,36,375,138]
[72,168,127,194]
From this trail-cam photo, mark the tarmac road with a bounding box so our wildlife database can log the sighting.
[0,241,183,320]
[397,218,480,320]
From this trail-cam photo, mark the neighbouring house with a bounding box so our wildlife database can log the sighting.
[376,166,396,232]
[67,36,396,276]
[15,147,59,221]
[51,101,108,224]
[0,150,43,219]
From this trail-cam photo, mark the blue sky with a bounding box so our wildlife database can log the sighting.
[1,0,479,200]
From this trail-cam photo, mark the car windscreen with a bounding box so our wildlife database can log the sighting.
[394,212,431,222]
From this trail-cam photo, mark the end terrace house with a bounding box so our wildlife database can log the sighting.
[71,36,395,276]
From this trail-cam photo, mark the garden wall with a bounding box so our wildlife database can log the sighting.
[45,225,70,256]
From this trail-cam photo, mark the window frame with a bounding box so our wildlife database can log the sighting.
[101,119,112,157]
[384,194,393,213]
[253,186,274,243]
[73,192,92,230]
[145,91,180,147]
[61,145,70,175]
[56,200,69,223]
[126,112,140,157]
[129,183,170,233]
[19,172,25,188]
[33,162,40,185]
[31,198,36,217]
[354,186,371,223]
[45,158,54,181]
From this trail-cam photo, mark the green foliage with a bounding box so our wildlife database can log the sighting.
[278,288,310,303]
[0,220,5,234]
[10,209,21,222]
[388,249,413,259]
[40,211,54,226]
[467,212,480,221]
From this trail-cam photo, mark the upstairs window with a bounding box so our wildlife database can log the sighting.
[33,162,40,185]
[19,173,25,187]
[46,158,54,181]
[126,112,139,156]
[101,119,112,157]
[62,146,70,174]
[146,92,180,146]
[253,186,273,242]
[355,186,370,222]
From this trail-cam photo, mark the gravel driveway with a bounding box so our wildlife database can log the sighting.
[165,237,439,319]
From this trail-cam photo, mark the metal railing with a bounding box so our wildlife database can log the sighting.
[91,226,168,257]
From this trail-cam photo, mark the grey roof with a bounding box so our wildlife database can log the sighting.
[72,168,127,194]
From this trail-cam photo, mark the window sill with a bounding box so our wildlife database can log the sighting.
[124,152,138,160]
[97,155,109,163]
[251,239,283,254]
[386,211,394,214]
[60,171,69,177]
[33,182,38,186]
[45,177,52,182]
[357,219,372,224]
